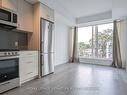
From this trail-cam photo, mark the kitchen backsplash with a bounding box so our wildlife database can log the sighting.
[0,28,28,50]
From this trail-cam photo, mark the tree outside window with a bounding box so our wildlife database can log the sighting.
[78,23,113,59]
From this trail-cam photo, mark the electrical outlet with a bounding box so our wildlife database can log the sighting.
[15,42,18,47]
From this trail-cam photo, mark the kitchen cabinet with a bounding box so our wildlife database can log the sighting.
[17,0,34,32]
[0,0,18,12]
[19,51,38,84]
[0,0,34,32]
[40,3,54,22]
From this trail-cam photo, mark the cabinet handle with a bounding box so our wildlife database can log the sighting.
[27,54,33,55]
[27,72,33,75]
[27,61,32,64]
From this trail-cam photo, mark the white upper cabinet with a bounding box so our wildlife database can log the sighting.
[40,3,54,22]
[17,0,34,32]
[0,0,18,12]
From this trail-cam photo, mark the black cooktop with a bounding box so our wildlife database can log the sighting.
[0,49,19,51]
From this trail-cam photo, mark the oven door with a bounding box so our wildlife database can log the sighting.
[0,57,19,83]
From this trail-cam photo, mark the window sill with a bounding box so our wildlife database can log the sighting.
[79,57,113,61]
[79,57,113,66]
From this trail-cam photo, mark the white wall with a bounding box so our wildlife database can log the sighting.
[76,11,112,24]
[112,0,127,19]
[54,12,71,66]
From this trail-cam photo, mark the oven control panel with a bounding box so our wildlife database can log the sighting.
[0,51,19,57]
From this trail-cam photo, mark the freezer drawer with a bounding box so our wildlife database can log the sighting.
[41,53,54,76]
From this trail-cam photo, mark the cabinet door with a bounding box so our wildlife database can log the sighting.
[19,56,38,83]
[40,3,54,22]
[40,3,49,20]
[49,8,54,22]
[0,0,18,12]
[17,0,33,32]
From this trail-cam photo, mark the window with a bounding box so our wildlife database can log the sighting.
[78,23,113,59]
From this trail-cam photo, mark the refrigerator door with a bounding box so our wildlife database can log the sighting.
[41,19,54,53]
[49,53,54,73]
[41,19,50,53]
[41,53,54,76]
[48,22,54,53]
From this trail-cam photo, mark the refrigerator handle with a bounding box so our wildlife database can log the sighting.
[41,41,44,52]
[41,54,44,65]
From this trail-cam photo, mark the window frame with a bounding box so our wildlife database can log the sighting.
[78,22,113,60]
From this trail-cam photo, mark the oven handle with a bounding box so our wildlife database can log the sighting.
[0,82,10,86]
[0,56,19,60]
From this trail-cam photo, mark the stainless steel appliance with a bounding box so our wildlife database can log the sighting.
[0,50,19,93]
[40,18,54,76]
[0,7,17,29]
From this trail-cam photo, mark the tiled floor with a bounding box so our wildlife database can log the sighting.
[2,63,127,95]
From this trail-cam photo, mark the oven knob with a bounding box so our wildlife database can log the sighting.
[4,52,7,56]
[8,52,10,55]
[9,52,12,55]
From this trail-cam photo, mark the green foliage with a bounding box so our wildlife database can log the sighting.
[98,29,113,57]
[79,42,91,56]
[78,28,113,57]
[79,42,91,49]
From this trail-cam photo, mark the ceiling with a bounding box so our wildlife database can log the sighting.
[26,0,112,24]
[57,0,112,18]
[39,0,112,18]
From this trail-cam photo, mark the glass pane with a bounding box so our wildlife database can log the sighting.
[78,26,93,58]
[0,9,11,21]
[0,59,19,83]
[92,26,98,58]
[98,23,113,59]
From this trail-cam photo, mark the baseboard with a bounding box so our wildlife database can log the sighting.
[79,58,112,66]
[54,61,69,67]
[20,76,38,85]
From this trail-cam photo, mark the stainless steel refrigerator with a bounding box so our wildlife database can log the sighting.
[40,18,54,76]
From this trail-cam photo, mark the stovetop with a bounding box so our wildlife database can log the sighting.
[0,49,19,57]
[0,49,19,52]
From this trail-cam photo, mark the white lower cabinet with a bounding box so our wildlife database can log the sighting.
[19,51,38,84]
